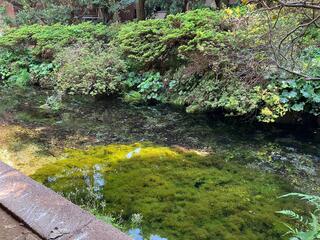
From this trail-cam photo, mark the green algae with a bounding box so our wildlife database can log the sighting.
[32,143,301,240]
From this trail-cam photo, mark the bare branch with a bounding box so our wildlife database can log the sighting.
[278,0,320,10]
[278,15,320,51]
[258,0,320,81]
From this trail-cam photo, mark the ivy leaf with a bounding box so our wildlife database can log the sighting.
[287,80,298,88]
[313,94,320,103]
[291,103,305,111]
[301,85,315,99]
[280,97,289,103]
[282,90,298,99]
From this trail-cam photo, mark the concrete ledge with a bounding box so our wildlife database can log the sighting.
[0,161,132,240]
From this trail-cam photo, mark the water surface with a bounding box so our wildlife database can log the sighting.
[0,87,319,240]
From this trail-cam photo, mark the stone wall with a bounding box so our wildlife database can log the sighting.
[0,162,132,240]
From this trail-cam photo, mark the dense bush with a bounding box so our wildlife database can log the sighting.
[53,43,127,96]
[115,9,234,71]
[115,7,273,117]
[0,50,33,88]
[114,7,319,121]
[124,72,164,102]
[0,49,56,89]
[0,50,20,81]
[0,22,108,59]
[0,8,318,122]
[165,70,260,114]
[264,47,320,119]
[0,22,111,93]
[278,80,320,116]
[12,5,72,25]
[29,62,55,88]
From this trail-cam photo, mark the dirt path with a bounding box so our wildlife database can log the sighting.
[0,206,42,240]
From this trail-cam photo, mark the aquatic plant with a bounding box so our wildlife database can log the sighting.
[60,186,126,230]
[32,143,299,240]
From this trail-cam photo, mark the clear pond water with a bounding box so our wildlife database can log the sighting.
[0,88,319,240]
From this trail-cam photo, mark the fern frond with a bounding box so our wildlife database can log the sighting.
[309,214,320,232]
[277,210,308,225]
[280,193,320,209]
[282,222,299,235]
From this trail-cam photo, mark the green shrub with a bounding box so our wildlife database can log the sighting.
[0,22,108,59]
[124,72,164,102]
[114,7,278,119]
[123,91,143,104]
[257,85,289,123]
[53,43,127,96]
[4,69,31,88]
[115,8,234,71]
[0,50,33,87]
[300,47,320,79]
[29,62,55,88]
[13,4,72,25]
[166,70,261,115]
[0,50,17,81]
[277,80,320,116]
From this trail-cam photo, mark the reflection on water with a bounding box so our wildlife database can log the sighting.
[129,228,168,240]
[82,164,106,199]
[93,164,105,192]
[127,147,142,159]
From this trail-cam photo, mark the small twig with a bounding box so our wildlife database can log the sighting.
[273,6,283,28]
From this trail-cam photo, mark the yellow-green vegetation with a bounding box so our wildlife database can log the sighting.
[32,143,300,240]
[0,22,107,58]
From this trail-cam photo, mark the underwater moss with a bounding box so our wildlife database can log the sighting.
[32,143,300,240]
[0,87,318,239]
[0,125,58,175]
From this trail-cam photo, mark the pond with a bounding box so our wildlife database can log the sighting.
[0,87,319,240]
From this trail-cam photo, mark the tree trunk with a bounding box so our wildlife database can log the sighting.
[136,0,145,20]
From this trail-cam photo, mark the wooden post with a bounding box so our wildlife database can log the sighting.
[183,0,191,12]
[205,0,218,9]
[0,0,16,18]
[136,0,145,20]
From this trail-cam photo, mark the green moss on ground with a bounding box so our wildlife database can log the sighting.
[32,143,299,240]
